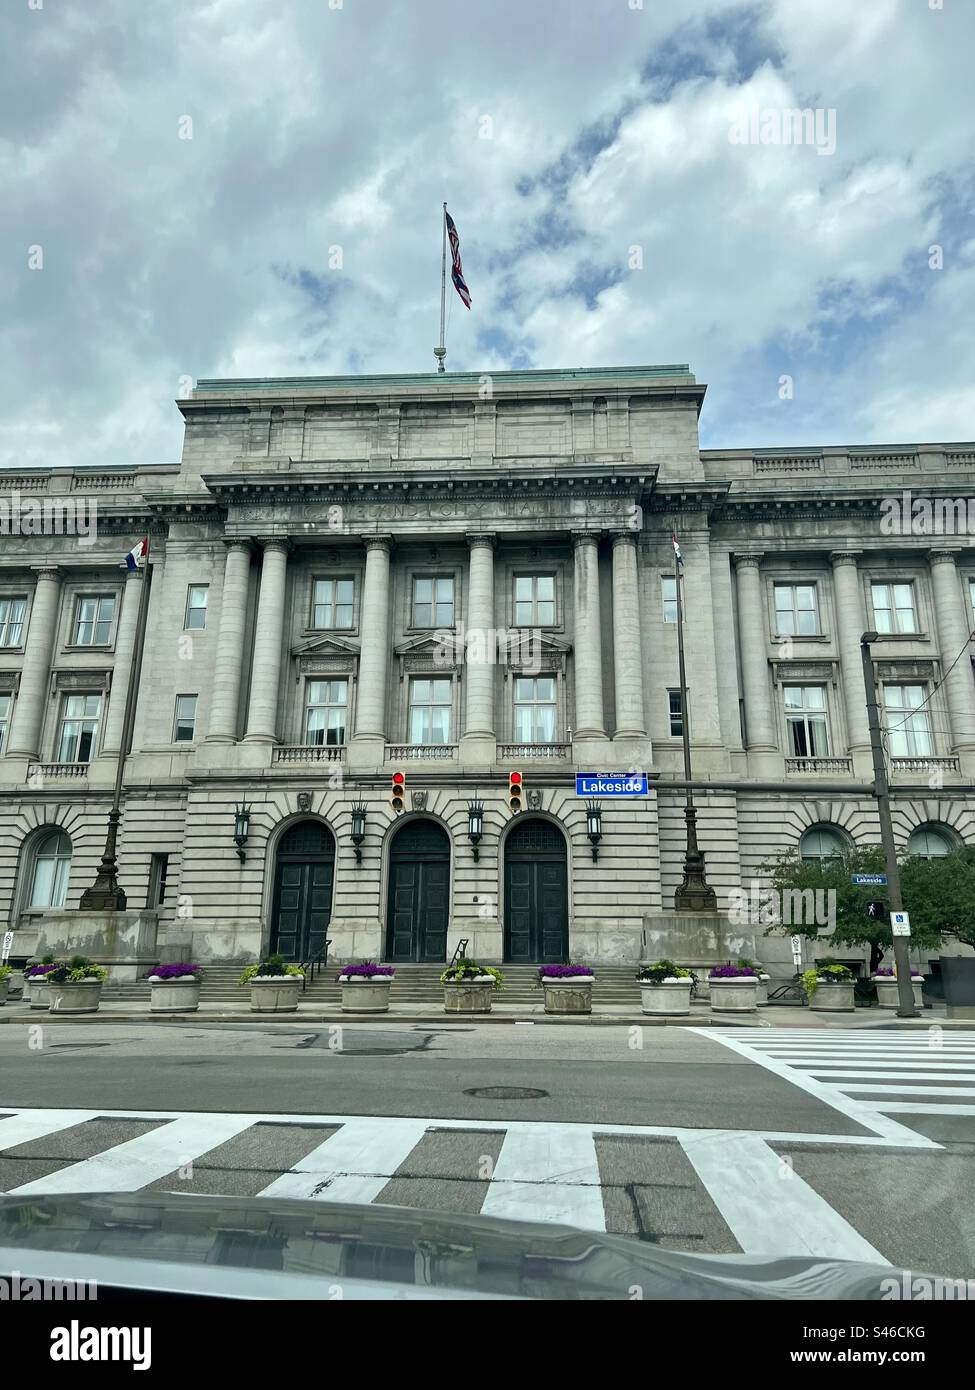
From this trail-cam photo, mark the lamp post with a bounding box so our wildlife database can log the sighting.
[350,799,367,863]
[859,633,920,1018]
[674,553,716,910]
[233,802,251,863]
[585,799,603,861]
[467,798,484,861]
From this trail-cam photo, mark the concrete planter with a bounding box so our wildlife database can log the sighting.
[0,978,8,1006]
[708,977,760,1012]
[940,957,975,1018]
[810,980,855,1012]
[443,978,495,1014]
[148,976,201,1013]
[26,979,52,1010]
[248,976,302,1012]
[542,976,594,1015]
[339,977,393,1013]
[48,979,103,1015]
[873,977,923,1010]
[640,979,693,1015]
[756,976,770,1006]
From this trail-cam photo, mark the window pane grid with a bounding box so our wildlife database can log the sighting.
[774,584,818,636]
[514,575,556,627]
[409,677,452,743]
[74,596,115,646]
[305,679,348,745]
[312,578,354,630]
[513,676,557,742]
[0,597,27,647]
[883,683,933,756]
[56,694,101,763]
[872,583,917,635]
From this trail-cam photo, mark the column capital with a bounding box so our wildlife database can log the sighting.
[572,529,602,548]
[222,537,254,555]
[467,533,496,550]
[733,552,763,569]
[30,565,62,580]
[929,548,964,566]
[610,529,639,549]
[363,534,394,554]
[830,549,863,567]
[255,536,292,555]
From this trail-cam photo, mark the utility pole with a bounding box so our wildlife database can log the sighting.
[674,555,716,910]
[860,632,920,1018]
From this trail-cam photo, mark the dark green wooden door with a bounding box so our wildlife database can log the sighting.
[386,820,450,962]
[270,820,335,961]
[504,818,568,963]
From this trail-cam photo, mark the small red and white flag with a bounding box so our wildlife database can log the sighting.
[671,533,684,567]
[125,537,149,571]
[445,210,471,309]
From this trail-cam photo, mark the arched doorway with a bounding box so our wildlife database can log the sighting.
[504,818,568,963]
[270,819,335,961]
[385,820,450,962]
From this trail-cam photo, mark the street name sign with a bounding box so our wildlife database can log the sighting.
[852,874,888,886]
[890,910,911,938]
[575,772,649,796]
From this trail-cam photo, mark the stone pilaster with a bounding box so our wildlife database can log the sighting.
[461,534,496,756]
[572,532,606,742]
[206,540,253,743]
[6,567,62,760]
[243,539,290,743]
[100,568,144,755]
[611,532,646,737]
[830,550,871,771]
[349,536,393,763]
[734,554,778,770]
[930,549,975,758]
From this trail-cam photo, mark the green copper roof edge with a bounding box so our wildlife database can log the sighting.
[194,365,694,391]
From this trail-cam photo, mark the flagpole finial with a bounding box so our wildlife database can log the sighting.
[434,345,446,374]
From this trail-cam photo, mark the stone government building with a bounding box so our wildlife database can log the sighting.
[2,363,974,978]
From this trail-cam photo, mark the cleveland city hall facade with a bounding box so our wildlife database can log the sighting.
[2,363,974,980]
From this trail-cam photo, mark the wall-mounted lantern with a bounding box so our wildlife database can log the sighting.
[350,799,367,863]
[585,799,603,861]
[233,802,251,863]
[467,798,484,861]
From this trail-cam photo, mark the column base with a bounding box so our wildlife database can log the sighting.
[571,734,613,765]
[347,735,387,771]
[459,733,497,766]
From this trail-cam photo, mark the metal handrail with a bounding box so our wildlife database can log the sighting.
[300,939,332,990]
[448,938,470,967]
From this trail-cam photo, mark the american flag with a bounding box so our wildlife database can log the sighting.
[445,210,471,309]
[671,532,684,566]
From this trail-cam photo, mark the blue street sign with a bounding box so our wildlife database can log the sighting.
[576,772,649,796]
[851,873,888,886]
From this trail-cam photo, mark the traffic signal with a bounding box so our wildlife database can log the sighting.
[507,770,523,814]
[865,900,888,922]
[390,770,406,814]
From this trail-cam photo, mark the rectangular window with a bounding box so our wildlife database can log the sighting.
[883,683,933,757]
[0,597,27,647]
[871,582,917,635]
[56,693,101,763]
[304,678,348,745]
[311,578,354,630]
[411,576,454,628]
[513,676,557,742]
[0,692,11,751]
[774,583,819,636]
[784,685,830,757]
[173,694,198,743]
[668,689,684,737]
[148,853,170,909]
[969,579,975,628]
[662,577,678,624]
[514,574,556,627]
[409,677,452,744]
[73,594,116,646]
[184,585,209,630]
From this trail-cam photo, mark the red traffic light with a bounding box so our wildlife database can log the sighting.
[392,772,405,786]
[509,771,522,785]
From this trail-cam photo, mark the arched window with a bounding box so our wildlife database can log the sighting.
[799,826,847,863]
[27,829,72,908]
[908,825,953,859]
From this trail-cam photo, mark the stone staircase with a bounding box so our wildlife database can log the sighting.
[102,963,644,1009]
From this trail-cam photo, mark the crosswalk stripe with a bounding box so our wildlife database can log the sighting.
[836,1084,975,1096]
[0,1110,98,1151]
[8,1114,259,1196]
[257,1118,431,1203]
[805,1070,975,1081]
[479,1125,605,1230]
[677,1130,886,1264]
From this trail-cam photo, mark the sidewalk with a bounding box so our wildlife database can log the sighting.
[1,1000,970,1028]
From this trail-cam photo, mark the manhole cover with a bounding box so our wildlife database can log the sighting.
[464,1086,548,1100]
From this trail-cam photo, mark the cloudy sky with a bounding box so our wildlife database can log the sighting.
[3,0,973,469]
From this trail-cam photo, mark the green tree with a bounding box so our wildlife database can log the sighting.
[760,845,975,956]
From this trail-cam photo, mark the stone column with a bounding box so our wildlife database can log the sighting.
[100,568,144,755]
[206,540,253,743]
[930,549,975,753]
[243,539,290,742]
[463,534,496,741]
[6,567,62,760]
[733,554,777,755]
[352,536,393,741]
[572,532,605,738]
[611,532,646,737]
[830,551,871,763]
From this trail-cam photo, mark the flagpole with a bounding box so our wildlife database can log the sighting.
[434,201,447,373]
[673,542,717,912]
[79,554,153,911]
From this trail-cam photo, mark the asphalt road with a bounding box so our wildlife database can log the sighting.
[0,1021,972,1280]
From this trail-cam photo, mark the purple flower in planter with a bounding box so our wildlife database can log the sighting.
[25,963,60,978]
[539,964,594,978]
[709,964,758,978]
[150,963,202,980]
[875,967,922,978]
[340,963,395,978]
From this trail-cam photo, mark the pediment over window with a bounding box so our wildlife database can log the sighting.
[394,631,462,676]
[292,633,360,658]
[292,633,359,678]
